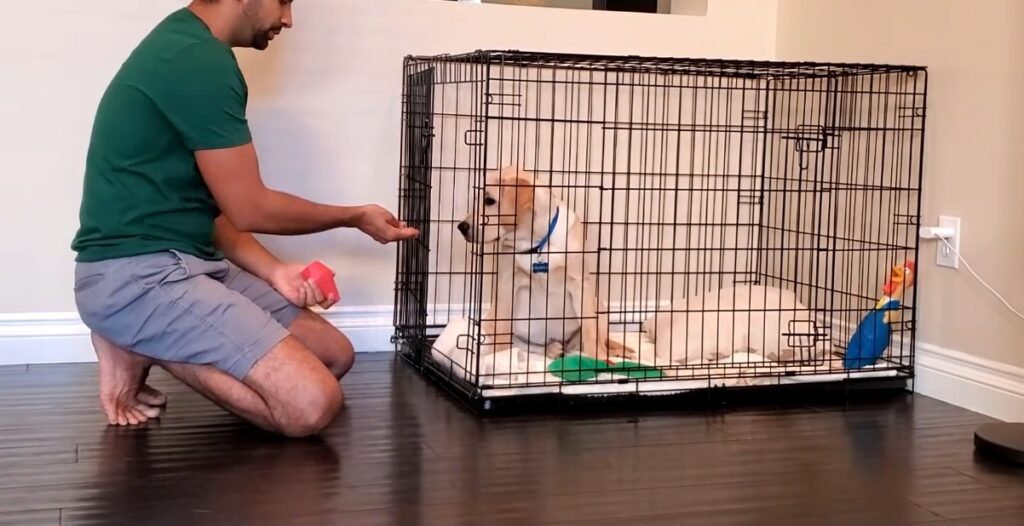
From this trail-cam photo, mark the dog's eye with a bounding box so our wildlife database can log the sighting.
[484,197,497,206]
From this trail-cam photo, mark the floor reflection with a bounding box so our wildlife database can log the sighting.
[70,424,340,525]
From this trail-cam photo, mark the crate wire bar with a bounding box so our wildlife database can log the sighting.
[393,50,927,412]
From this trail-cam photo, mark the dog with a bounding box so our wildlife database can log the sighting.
[641,284,825,364]
[458,166,634,361]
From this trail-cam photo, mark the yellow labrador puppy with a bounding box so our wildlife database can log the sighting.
[458,166,634,361]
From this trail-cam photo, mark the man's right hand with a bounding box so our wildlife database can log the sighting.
[353,205,420,244]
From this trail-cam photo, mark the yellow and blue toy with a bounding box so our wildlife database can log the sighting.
[844,260,915,369]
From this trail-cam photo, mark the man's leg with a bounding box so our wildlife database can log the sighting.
[217,261,356,380]
[93,332,342,436]
[158,333,342,437]
[92,308,354,427]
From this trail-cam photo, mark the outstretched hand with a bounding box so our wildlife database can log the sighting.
[355,205,419,244]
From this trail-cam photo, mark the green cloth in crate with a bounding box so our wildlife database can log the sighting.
[548,354,663,382]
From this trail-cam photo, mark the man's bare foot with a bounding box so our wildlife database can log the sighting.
[137,383,167,407]
[134,362,168,407]
[92,333,164,426]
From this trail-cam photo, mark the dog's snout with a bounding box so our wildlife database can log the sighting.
[457,221,470,235]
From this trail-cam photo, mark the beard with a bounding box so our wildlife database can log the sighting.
[246,23,281,50]
[251,29,270,50]
[250,19,284,50]
[241,0,279,50]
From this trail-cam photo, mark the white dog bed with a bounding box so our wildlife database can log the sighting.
[426,285,900,397]
[428,319,863,390]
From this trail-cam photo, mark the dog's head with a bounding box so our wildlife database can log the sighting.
[458,166,538,244]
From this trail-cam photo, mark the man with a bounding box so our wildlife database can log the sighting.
[71,0,417,437]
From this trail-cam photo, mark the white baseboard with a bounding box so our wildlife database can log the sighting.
[914,342,1024,422]
[4,308,1023,422]
[0,306,396,366]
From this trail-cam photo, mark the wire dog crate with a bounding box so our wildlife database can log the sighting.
[393,50,927,412]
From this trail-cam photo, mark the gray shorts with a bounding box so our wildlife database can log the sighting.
[74,250,301,380]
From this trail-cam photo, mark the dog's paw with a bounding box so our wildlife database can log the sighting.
[606,341,637,360]
[614,348,638,360]
[544,341,564,359]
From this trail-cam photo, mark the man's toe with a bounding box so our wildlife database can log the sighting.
[136,403,162,419]
[137,385,167,406]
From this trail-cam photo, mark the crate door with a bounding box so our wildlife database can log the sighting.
[395,66,435,353]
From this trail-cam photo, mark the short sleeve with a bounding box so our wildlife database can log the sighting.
[150,41,252,150]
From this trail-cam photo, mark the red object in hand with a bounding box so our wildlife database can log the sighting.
[301,261,339,302]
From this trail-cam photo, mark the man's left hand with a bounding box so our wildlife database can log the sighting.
[268,262,338,310]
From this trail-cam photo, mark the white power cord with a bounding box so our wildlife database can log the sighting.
[936,236,1024,321]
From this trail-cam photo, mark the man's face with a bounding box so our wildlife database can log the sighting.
[241,0,293,50]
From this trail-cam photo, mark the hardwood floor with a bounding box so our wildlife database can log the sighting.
[1,353,1022,525]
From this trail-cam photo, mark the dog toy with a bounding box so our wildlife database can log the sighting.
[548,354,663,382]
[301,260,339,302]
[844,260,915,369]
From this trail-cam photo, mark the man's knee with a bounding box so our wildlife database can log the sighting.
[304,316,355,378]
[277,381,344,438]
[242,335,345,437]
[290,310,356,378]
[332,329,356,377]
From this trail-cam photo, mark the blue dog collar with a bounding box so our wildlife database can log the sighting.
[519,207,560,274]
[522,207,560,255]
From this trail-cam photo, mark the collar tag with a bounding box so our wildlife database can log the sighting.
[531,260,549,274]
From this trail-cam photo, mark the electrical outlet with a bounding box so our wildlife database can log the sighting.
[936,215,960,269]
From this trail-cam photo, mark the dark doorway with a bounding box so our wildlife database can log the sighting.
[594,0,658,13]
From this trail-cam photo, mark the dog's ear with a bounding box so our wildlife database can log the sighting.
[499,165,520,180]
[514,176,534,212]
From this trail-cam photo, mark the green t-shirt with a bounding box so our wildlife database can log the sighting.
[71,8,252,262]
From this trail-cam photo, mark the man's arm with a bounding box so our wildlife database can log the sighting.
[213,214,283,283]
[195,143,418,242]
[214,215,335,308]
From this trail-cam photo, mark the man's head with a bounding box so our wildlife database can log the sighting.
[193,0,294,50]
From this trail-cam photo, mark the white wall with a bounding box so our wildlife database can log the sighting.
[776,0,1024,369]
[776,0,1024,421]
[0,0,777,317]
